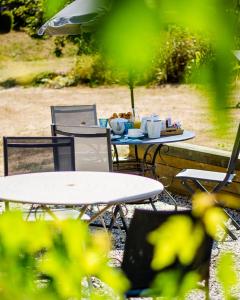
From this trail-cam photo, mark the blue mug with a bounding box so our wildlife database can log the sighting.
[99,118,108,128]
[124,121,134,134]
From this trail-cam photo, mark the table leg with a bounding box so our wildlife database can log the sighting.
[78,205,89,220]
[40,205,59,220]
[88,204,113,223]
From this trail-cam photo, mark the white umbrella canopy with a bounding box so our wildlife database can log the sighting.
[38,0,110,36]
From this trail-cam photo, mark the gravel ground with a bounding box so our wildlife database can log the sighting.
[93,192,240,300]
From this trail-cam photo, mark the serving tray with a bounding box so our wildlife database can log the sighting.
[161,128,184,136]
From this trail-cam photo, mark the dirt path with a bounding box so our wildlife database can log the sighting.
[0,84,239,175]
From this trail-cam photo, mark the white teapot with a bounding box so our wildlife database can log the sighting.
[140,115,160,134]
[109,118,128,134]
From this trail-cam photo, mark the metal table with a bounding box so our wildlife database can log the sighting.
[111,130,195,176]
[0,171,163,224]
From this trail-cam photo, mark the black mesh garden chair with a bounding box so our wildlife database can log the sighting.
[175,123,240,232]
[3,136,86,221]
[51,104,98,126]
[3,136,75,176]
[52,124,113,172]
[51,124,122,229]
[121,209,213,298]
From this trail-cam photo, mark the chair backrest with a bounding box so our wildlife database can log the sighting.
[227,123,240,175]
[51,105,98,126]
[3,137,75,176]
[121,209,213,291]
[52,124,112,172]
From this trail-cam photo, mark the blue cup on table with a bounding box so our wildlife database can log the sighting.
[99,118,108,128]
[124,121,134,134]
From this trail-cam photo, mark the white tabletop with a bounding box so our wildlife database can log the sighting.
[0,171,163,206]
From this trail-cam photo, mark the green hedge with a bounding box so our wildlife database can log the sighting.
[0,10,14,33]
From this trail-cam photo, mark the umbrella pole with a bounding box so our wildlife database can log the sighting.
[130,84,135,117]
[128,70,135,117]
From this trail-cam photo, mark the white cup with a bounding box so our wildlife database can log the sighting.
[128,128,143,137]
[147,120,161,138]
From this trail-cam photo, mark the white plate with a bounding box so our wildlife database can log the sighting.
[111,135,121,140]
[127,134,145,139]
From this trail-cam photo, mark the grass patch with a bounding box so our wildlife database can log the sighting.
[0,58,75,86]
[0,31,77,86]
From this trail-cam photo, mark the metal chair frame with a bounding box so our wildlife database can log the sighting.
[51,124,129,230]
[51,104,98,126]
[3,136,78,219]
[51,124,113,172]
[3,136,76,176]
[175,123,240,239]
[177,123,240,193]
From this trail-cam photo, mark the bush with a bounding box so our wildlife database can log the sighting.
[33,72,76,88]
[0,0,44,36]
[70,54,115,86]
[0,10,14,33]
[153,26,211,84]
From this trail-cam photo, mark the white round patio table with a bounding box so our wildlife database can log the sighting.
[0,171,164,222]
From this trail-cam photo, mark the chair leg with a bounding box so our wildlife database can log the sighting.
[181,180,195,194]
[180,180,239,239]
[225,226,237,240]
[163,189,178,211]
[118,205,129,232]
[149,198,157,211]
[223,208,240,230]
[205,278,210,300]
[109,205,120,231]
[109,205,128,232]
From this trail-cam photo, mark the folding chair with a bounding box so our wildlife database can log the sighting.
[175,123,240,234]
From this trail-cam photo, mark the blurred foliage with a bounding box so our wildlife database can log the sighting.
[42,0,68,21]
[97,0,160,75]
[148,214,206,298]
[0,210,128,300]
[149,215,204,269]
[96,0,238,126]
[148,193,239,299]
[217,252,238,300]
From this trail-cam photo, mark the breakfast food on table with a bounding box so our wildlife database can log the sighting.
[109,112,133,120]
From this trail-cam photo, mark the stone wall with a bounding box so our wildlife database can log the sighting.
[131,143,240,196]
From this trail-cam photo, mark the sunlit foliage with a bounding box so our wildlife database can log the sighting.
[217,252,238,300]
[0,210,128,299]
